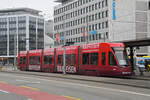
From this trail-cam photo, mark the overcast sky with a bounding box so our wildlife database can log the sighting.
[0,0,58,20]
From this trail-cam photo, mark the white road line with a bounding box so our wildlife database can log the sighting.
[0,90,9,94]
[16,79,40,84]
[27,99,33,100]
[0,73,150,97]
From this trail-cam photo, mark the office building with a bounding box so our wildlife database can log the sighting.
[54,0,150,55]
[0,8,44,63]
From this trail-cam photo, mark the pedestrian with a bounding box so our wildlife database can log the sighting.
[138,58,145,76]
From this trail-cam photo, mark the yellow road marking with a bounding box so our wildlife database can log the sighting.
[62,95,82,100]
[0,81,7,84]
[20,86,39,91]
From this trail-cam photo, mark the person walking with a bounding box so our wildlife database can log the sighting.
[138,58,145,76]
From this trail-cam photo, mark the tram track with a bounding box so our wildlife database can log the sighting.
[1,70,150,89]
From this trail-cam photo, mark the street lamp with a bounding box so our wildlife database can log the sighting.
[86,15,89,44]
[63,13,66,74]
[13,33,17,70]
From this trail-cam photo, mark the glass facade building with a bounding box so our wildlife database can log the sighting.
[0,8,44,62]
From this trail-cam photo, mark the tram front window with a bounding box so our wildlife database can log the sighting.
[113,47,129,66]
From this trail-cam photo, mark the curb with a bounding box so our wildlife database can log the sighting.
[1,70,150,89]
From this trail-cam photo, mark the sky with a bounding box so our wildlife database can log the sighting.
[0,0,58,20]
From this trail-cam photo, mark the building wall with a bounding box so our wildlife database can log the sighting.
[54,0,109,46]
[45,20,53,38]
[109,0,136,42]
[54,0,150,55]
[0,14,44,57]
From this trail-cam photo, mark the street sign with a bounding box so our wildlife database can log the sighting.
[89,30,98,34]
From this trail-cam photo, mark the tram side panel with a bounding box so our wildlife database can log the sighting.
[100,43,131,76]
[18,51,28,71]
[80,43,101,76]
[42,48,55,72]
[28,49,43,71]
[80,43,131,76]
[56,46,79,74]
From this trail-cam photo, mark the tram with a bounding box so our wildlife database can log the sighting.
[18,42,131,76]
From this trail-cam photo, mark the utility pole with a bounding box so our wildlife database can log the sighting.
[104,33,106,42]
[63,13,66,74]
[86,15,89,44]
[14,33,17,70]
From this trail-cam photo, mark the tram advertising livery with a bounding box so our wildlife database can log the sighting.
[18,42,131,76]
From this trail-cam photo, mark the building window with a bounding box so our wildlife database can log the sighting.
[99,34,101,39]
[95,3,98,10]
[98,12,101,19]
[92,4,94,11]
[105,0,108,6]
[106,10,108,17]
[99,23,101,29]
[89,15,91,22]
[106,21,108,28]
[95,13,98,20]
[102,11,104,18]
[86,7,88,13]
[92,24,94,30]
[102,1,104,8]
[102,22,104,29]
[95,24,97,30]
[89,5,91,12]
[92,15,94,21]
[99,2,101,9]
[89,25,91,31]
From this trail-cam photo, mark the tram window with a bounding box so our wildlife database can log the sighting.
[38,56,40,64]
[29,57,31,64]
[23,57,26,64]
[20,57,23,64]
[49,56,53,64]
[102,52,106,65]
[66,54,70,65]
[58,55,63,64]
[91,53,98,65]
[29,56,40,65]
[71,54,76,65]
[82,53,89,65]
[44,56,48,64]
[109,52,117,66]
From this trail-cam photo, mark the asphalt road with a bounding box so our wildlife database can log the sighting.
[0,72,150,100]
[0,89,30,100]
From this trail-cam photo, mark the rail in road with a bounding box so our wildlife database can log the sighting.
[0,72,150,100]
[1,69,150,89]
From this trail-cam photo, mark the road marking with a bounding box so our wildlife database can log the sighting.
[27,99,33,100]
[0,81,7,84]
[0,89,9,94]
[63,95,82,100]
[16,79,40,84]
[1,73,150,97]
[20,85,39,91]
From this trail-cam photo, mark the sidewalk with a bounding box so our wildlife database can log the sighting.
[131,68,150,80]
[1,67,150,89]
